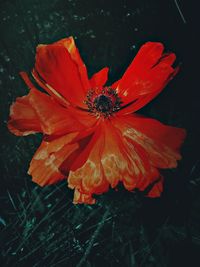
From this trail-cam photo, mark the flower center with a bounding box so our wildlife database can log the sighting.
[94,95,113,113]
[84,87,122,117]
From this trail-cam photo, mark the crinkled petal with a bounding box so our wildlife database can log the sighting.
[34,37,90,108]
[8,94,41,136]
[29,132,79,186]
[59,126,97,174]
[68,124,109,203]
[73,188,95,204]
[8,87,97,137]
[28,88,95,136]
[101,121,160,191]
[112,42,178,114]
[68,120,163,204]
[112,114,186,169]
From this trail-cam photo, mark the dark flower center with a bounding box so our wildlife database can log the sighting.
[93,95,113,113]
[84,87,122,117]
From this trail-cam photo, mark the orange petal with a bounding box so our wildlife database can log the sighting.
[8,85,97,137]
[8,94,41,136]
[68,124,109,201]
[101,121,159,191]
[28,88,93,136]
[59,126,97,175]
[34,37,90,108]
[112,42,178,114]
[73,188,95,204]
[112,114,186,169]
[90,67,109,88]
[68,119,163,201]
[29,132,79,186]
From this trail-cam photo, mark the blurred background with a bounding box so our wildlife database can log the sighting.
[0,0,200,266]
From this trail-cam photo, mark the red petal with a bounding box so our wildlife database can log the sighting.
[101,121,159,191]
[56,37,90,92]
[8,86,97,137]
[90,67,109,88]
[31,70,70,107]
[112,42,178,114]
[59,126,97,175]
[112,114,186,169]
[34,37,90,108]
[68,119,165,202]
[147,177,164,198]
[28,88,95,136]
[68,124,109,203]
[111,79,120,90]
[8,94,41,136]
[73,188,95,204]
[29,133,79,186]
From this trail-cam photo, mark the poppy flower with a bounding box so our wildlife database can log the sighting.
[8,37,186,204]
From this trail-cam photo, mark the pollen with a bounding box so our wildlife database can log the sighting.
[84,87,122,118]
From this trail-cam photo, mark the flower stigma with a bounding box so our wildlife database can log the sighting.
[84,87,122,118]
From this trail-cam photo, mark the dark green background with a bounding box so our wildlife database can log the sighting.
[0,0,200,266]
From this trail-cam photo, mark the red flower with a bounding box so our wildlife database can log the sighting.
[8,37,186,204]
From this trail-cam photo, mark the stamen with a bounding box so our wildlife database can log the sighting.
[94,95,113,113]
[84,87,122,118]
